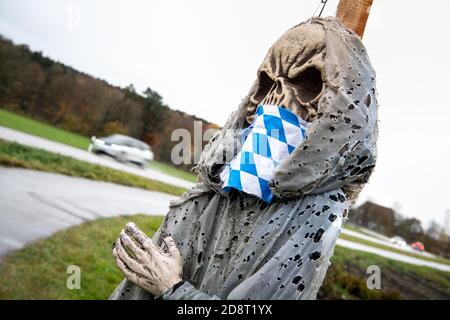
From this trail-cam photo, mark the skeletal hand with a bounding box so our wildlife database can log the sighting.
[112,222,183,296]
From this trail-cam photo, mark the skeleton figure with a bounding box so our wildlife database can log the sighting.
[110,17,378,300]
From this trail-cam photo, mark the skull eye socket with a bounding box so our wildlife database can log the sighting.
[253,71,275,103]
[290,67,323,103]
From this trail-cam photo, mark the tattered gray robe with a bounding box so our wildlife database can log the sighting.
[110,17,378,300]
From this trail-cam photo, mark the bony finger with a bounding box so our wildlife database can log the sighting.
[116,239,134,262]
[115,238,132,261]
[120,230,146,260]
[115,255,125,273]
[116,240,150,276]
[112,247,117,259]
[124,222,137,234]
[115,254,160,296]
[125,222,146,241]
[125,223,161,253]
[112,239,121,256]
[163,236,181,259]
[124,222,142,236]
[115,255,139,284]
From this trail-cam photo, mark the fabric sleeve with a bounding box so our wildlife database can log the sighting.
[163,209,343,300]
[162,281,220,300]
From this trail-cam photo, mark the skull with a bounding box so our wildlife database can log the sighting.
[246,23,326,124]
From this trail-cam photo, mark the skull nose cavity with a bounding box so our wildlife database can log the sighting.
[275,79,283,95]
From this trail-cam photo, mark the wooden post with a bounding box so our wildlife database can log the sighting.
[336,0,373,38]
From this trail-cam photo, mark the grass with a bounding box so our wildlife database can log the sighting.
[0,140,187,197]
[320,246,450,299]
[0,215,448,300]
[0,214,164,299]
[339,233,450,266]
[343,224,366,234]
[344,224,390,240]
[0,108,197,182]
[319,247,402,300]
[0,108,91,150]
[148,161,197,183]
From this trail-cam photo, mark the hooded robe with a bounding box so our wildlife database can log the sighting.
[110,16,378,300]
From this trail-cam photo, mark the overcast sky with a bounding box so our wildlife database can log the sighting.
[1,0,449,227]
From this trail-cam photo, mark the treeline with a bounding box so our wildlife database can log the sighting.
[0,36,219,170]
[349,201,450,258]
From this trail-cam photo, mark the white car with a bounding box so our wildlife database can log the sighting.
[88,134,154,168]
[390,236,407,248]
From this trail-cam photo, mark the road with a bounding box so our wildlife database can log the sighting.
[0,126,195,189]
[0,167,177,256]
[336,238,450,272]
[1,167,448,272]
[0,126,449,271]
[341,227,438,259]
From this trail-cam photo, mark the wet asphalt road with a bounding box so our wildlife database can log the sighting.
[0,126,195,189]
[0,127,449,271]
[0,167,177,256]
[1,167,449,272]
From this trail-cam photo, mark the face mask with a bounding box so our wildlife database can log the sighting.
[220,104,308,202]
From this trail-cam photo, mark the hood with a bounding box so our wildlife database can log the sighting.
[193,17,378,203]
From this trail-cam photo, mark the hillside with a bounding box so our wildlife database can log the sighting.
[0,36,219,171]
[349,202,450,259]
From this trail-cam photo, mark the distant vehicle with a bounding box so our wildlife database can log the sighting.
[390,236,407,248]
[88,134,154,168]
[411,241,425,252]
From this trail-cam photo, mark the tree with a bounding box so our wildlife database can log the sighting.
[0,36,215,172]
[100,120,129,136]
[445,210,450,236]
[142,87,168,134]
[427,220,446,240]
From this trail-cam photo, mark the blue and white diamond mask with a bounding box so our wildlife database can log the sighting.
[220,105,308,202]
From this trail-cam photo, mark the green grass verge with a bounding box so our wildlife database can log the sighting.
[320,246,450,299]
[0,214,164,299]
[0,108,91,149]
[148,161,197,183]
[0,108,197,182]
[343,224,366,234]
[344,224,391,240]
[0,215,448,299]
[0,140,186,197]
[339,233,450,266]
